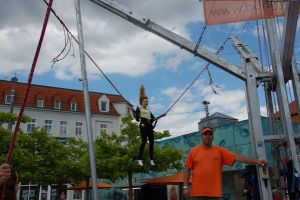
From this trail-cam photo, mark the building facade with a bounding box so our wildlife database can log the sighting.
[0,79,133,200]
[0,79,132,141]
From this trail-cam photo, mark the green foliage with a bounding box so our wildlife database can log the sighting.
[0,111,183,200]
[94,115,183,183]
[0,112,89,187]
[0,112,30,126]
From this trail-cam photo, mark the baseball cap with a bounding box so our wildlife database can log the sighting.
[201,127,213,134]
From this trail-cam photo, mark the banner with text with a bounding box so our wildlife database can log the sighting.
[203,0,298,25]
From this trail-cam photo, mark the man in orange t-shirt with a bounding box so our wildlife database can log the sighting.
[183,127,267,200]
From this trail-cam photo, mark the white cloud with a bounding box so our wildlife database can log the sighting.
[251,20,283,38]
[155,79,249,136]
[0,0,203,79]
[149,103,164,113]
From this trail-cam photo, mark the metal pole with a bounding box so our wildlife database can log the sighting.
[27,182,31,200]
[231,36,272,199]
[265,19,300,172]
[264,87,277,135]
[7,87,15,131]
[291,58,300,125]
[244,62,273,200]
[74,1,99,199]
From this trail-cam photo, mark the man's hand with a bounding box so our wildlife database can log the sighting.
[256,159,268,166]
[155,113,167,121]
[0,163,11,186]
[131,107,135,112]
[183,187,190,197]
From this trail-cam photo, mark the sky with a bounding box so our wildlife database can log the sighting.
[0,0,299,137]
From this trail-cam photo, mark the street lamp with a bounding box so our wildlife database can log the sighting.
[202,100,210,126]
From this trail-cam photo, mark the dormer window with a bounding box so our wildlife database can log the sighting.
[54,100,61,110]
[101,101,108,112]
[37,99,44,108]
[98,95,109,112]
[71,102,77,111]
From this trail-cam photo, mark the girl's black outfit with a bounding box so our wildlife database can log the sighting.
[134,106,155,160]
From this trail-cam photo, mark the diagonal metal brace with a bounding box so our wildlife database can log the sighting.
[230,36,264,74]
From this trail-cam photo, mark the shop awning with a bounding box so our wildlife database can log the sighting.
[67,181,113,190]
[144,172,191,185]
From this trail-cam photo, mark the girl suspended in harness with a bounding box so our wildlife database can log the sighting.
[133,85,166,166]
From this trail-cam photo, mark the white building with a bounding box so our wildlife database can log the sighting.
[0,79,132,200]
[0,79,132,140]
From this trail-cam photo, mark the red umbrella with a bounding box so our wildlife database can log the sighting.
[67,181,112,190]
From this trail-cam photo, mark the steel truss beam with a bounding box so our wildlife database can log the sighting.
[86,1,300,198]
[89,0,246,80]
[265,18,300,173]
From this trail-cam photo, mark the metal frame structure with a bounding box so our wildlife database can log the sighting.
[82,0,300,199]
[281,0,300,79]
[265,18,300,175]
[74,0,99,199]
[231,36,272,199]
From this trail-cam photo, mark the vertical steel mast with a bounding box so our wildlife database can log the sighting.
[74,0,99,199]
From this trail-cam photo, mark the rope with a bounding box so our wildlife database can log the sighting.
[164,1,244,115]
[193,0,218,53]
[0,0,54,199]
[164,65,208,114]
[51,26,74,67]
[194,26,207,52]
[236,21,250,41]
[261,20,271,68]
[44,0,225,116]
[45,0,241,118]
[42,0,131,106]
[6,0,53,165]
[164,39,228,114]
[255,20,264,70]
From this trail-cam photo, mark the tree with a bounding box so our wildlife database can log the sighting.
[0,111,30,126]
[0,112,90,197]
[94,115,183,200]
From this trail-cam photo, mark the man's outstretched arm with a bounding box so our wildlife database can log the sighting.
[236,155,268,166]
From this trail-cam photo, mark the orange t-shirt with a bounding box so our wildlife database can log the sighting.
[185,145,237,197]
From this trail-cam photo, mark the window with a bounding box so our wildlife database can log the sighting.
[71,102,77,111]
[101,101,108,112]
[44,120,52,134]
[54,100,61,110]
[73,190,82,200]
[5,94,14,104]
[127,107,131,115]
[37,99,44,108]
[75,122,83,136]
[27,119,36,133]
[100,124,107,133]
[98,95,109,112]
[60,121,67,136]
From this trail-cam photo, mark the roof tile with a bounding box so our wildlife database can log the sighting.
[0,80,130,116]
